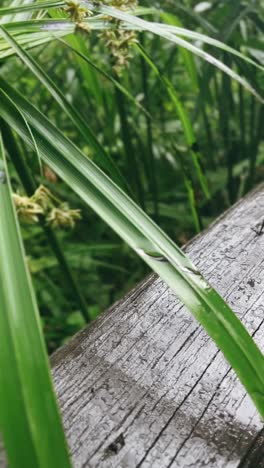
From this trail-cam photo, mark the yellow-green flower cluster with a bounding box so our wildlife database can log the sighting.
[13,185,81,229]
[101,0,138,75]
[102,27,137,75]
[65,0,93,33]
[12,193,43,224]
[47,204,81,229]
[65,0,91,23]
[65,0,138,75]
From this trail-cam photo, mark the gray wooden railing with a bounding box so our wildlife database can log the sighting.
[2,185,264,467]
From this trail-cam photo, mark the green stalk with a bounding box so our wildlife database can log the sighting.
[174,147,201,233]
[238,84,246,162]
[1,120,91,323]
[0,133,72,468]
[247,104,264,191]
[114,82,145,206]
[1,81,264,419]
[140,35,159,221]
[221,63,236,204]
[201,105,216,169]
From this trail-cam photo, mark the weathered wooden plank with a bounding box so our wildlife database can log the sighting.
[49,185,264,467]
[1,186,264,467]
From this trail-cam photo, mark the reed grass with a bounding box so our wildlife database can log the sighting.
[0,1,263,466]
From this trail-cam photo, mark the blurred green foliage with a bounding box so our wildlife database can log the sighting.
[1,0,263,352]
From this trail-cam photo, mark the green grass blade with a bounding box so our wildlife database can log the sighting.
[0,81,42,175]
[159,13,199,90]
[0,1,64,17]
[1,81,264,419]
[0,0,35,24]
[173,147,201,233]
[0,134,72,468]
[0,29,74,60]
[0,25,129,193]
[164,3,217,34]
[57,36,150,118]
[159,12,264,72]
[136,44,210,201]
[90,3,263,102]
[94,5,263,72]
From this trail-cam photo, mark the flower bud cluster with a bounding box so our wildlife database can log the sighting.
[65,0,138,75]
[101,0,138,75]
[13,185,81,229]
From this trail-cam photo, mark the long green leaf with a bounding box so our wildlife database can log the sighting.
[2,3,263,74]
[1,80,264,419]
[0,83,42,174]
[0,29,74,60]
[0,0,35,24]
[0,1,64,17]
[159,12,264,72]
[159,12,199,90]
[0,134,72,468]
[57,36,150,118]
[88,3,263,102]
[0,25,129,193]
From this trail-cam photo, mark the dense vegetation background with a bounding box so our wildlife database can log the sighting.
[1,0,263,353]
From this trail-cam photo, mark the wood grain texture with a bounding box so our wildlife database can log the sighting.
[1,186,264,467]
[50,185,264,468]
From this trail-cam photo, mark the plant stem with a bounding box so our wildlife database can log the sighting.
[140,36,159,221]
[246,104,264,191]
[114,79,145,208]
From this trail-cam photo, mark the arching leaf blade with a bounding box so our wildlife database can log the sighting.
[0,133,72,468]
